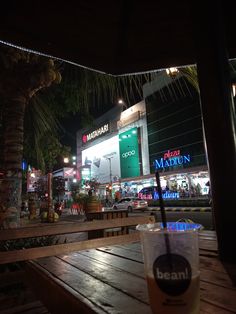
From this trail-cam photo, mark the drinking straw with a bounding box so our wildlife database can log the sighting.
[155,171,167,228]
[155,171,171,258]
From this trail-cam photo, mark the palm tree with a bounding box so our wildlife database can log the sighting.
[23,96,71,173]
[0,45,61,228]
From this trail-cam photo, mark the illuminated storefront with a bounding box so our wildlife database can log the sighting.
[81,135,120,184]
[136,72,210,200]
[76,101,149,198]
[76,75,210,201]
[111,73,210,200]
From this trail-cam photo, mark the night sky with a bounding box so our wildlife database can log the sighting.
[58,77,144,155]
[59,101,115,154]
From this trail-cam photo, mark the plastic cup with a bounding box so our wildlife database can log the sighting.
[136,222,201,314]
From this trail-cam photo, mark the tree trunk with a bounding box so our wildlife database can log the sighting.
[0,95,26,228]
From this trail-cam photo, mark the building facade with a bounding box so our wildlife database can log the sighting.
[76,101,149,198]
[141,72,209,199]
[76,72,210,201]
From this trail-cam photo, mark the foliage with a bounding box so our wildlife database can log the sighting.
[33,176,47,199]
[23,93,72,172]
[72,192,89,205]
[56,64,151,113]
[179,66,199,93]
[0,45,63,174]
[0,47,153,172]
[0,44,63,228]
[0,45,61,98]
[0,236,60,252]
[0,235,64,271]
[84,178,100,193]
[0,45,193,173]
[41,133,71,172]
[179,62,236,95]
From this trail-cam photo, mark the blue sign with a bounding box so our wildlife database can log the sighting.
[154,155,191,170]
[22,160,27,171]
[153,191,179,199]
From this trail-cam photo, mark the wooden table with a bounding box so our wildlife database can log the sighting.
[25,231,236,314]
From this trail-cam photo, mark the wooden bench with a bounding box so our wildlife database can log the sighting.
[0,215,155,264]
[86,209,129,238]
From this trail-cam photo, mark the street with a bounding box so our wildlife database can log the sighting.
[130,208,214,230]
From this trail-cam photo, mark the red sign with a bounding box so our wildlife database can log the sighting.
[163,150,180,160]
[64,167,74,177]
[82,134,87,143]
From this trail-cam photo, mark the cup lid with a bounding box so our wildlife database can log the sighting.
[136,222,203,232]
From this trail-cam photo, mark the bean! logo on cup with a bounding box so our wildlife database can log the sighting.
[153,254,192,296]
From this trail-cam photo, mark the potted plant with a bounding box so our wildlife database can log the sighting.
[85,192,102,213]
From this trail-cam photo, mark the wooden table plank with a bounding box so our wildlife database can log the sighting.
[34,256,151,314]
[96,245,144,263]
[25,234,236,314]
[57,248,235,313]
[200,256,229,273]
[57,253,149,302]
[200,268,236,289]
[115,241,142,253]
[201,281,236,312]
[26,261,106,314]
[74,249,145,278]
[200,300,235,314]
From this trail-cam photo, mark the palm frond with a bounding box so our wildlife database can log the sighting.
[179,66,199,93]
[24,96,62,170]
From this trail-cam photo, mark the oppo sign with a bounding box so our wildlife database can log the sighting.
[119,127,140,178]
[122,150,136,158]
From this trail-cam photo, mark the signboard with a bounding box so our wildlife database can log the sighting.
[154,149,191,170]
[82,123,110,145]
[138,191,180,200]
[119,127,140,178]
[63,167,74,177]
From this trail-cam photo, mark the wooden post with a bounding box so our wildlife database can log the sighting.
[193,1,236,261]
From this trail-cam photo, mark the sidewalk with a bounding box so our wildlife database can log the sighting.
[148,207,212,212]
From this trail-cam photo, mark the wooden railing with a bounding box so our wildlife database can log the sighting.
[0,215,155,264]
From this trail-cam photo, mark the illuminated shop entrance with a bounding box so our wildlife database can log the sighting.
[113,170,209,200]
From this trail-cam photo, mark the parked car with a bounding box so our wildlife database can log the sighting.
[138,186,157,196]
[112,197,148,212]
